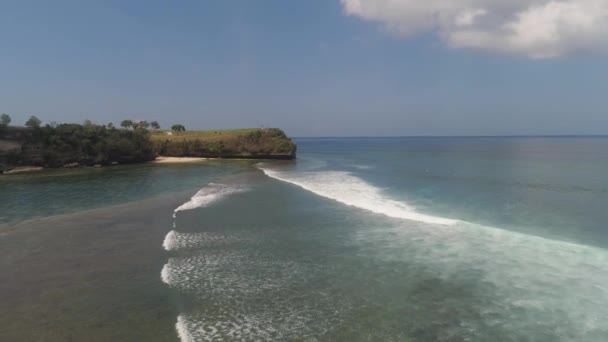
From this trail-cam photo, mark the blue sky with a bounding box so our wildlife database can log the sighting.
[1,0,607,136]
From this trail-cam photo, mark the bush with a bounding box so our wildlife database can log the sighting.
[18,123,155,167]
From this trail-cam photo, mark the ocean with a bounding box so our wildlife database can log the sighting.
[2,137,608,341]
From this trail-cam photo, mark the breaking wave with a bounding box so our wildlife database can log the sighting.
[258,167,457,225]
[174,302,345,342]
[173,183,249,216]
[354,218,608,340]
[162,230,245,251]
[160,252,304,294]
[163,166,608,340]
[163,248,348,341]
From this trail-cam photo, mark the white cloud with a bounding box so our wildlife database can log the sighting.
[340,0,608,58]
[455,8,487,27]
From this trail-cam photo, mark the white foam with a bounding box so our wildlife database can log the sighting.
[162,230,243,251]
[162,230,177,251]
[176,315,194,342]
[259,167,457,225]
[174,183,249,215]
[356,219,608,339]
[173,294,346,341]
[160,263,171,285]
[160,252,305,295]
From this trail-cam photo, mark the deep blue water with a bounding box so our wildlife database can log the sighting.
[292,136,608,247]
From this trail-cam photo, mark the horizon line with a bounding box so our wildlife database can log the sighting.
[292,134,608,139]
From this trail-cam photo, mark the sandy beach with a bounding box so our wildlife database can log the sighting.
[151,156,208,164]
[2,166,44,174]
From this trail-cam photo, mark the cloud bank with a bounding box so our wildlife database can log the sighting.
[340,0,608,58]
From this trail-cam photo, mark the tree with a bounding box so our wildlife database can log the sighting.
[0,113,10,126]
[138,120,150,130]
[150,121,160,130]
[171,124,186,132]
[120,120,133,129]
[107,122,115,129]
[26,115,42,128]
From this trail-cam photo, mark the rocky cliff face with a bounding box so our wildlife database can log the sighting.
[0,127,32,170]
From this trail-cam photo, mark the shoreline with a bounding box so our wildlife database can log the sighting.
[150,156,208,164]
[2,166,44,174]
[1,155,292,175]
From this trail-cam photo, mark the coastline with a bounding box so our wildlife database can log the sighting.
[1,127,296,174]
[1,155,290,175]
[2,166,44,174]
[2,156,221,175]
[151,156,208,164]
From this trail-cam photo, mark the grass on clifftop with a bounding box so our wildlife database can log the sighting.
[150,128,260,142]
[151,128,296,158]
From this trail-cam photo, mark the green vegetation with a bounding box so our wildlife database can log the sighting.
[151,128,296,159]
[1,114,10,127]
[1,121,155,168]
[133,121,150,130]
[120,120,133,129]
[25,115,41,128]
[152,128,259,142]
[1,116,295,171]
[171,124,186,132]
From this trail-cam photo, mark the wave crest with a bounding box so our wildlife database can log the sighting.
[162,230,244,251]
[259,167,457,225]
[174,182,249,215]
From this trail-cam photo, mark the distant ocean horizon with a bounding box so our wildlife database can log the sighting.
[293,134,608,138]
[2,136,608,341]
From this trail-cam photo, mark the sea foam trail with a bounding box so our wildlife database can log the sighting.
[355,219,608,340]
[259,168,457,225]
[162,230,244,251]
[175,315,192,342]
[174,306,343,342]
[173,182,249,216]
[160,252,305,294]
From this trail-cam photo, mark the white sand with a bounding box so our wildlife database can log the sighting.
[151,156,208,164]
[3,166,44,174]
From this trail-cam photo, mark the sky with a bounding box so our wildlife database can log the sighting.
[1,0,607,137]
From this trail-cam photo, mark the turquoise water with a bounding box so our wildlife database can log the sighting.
[3,137,608,341]
[0,162,243,224]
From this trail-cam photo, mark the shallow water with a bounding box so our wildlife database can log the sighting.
[0,161,243,224]
[2,137,608,341]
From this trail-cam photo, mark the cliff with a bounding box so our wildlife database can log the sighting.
[0,125,155,171]
[0,126,296,172]
[151,128,296,160]
[0,127,32,170]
